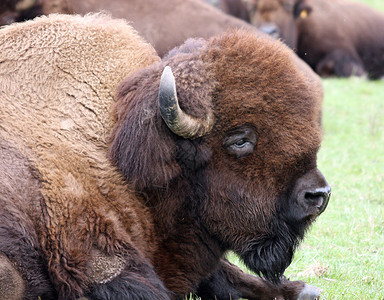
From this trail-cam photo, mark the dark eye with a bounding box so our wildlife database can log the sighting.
[224,127,257,158]
[233,139,249,148]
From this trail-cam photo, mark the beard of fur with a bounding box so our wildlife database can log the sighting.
[239,218,308,284]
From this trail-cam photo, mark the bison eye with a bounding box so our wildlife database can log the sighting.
[224,127,257,158]
[234,139,248,148]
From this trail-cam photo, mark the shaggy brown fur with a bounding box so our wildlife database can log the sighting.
[1,13,329,300]
[248,0,384,79]
[36,0,262,57]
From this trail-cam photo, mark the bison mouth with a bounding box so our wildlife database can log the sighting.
[238,218,307,284]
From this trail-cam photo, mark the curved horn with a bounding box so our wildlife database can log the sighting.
[158,66,214,139]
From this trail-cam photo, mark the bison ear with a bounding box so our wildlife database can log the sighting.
[109,67,182,190]
[294,0,312,19]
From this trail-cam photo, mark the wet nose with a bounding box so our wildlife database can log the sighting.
[304,186,331,215]
[291,168,331,220]
[260,23,279,37]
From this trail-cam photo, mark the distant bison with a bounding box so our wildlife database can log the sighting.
[0,13,330,300]
[248,0,384,79]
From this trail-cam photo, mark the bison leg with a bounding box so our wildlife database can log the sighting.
[0,254,24,300]
[196,259,321,300]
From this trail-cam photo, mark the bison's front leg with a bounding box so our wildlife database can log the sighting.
[196,259,321,300]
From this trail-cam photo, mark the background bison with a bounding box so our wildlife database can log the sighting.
[0,13,330,300]
[248,0,384,79]
[0,0,263,57]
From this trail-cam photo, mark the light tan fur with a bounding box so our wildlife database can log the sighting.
[0,13,160,292]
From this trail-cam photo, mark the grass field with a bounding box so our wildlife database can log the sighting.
[360,0,384,11]
[225,1,384,299]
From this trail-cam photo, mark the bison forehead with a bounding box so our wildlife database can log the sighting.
[200,30,322,128]
[256,0,283,11]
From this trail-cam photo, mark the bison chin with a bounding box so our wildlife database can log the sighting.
[238,219,307,284]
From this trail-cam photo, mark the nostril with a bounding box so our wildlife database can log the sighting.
[305,192,323,208]
[304,187,331,213]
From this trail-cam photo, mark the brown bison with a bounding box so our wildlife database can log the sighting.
[247,0,384,79]
[1,0,262,57]
[0,13,330,300]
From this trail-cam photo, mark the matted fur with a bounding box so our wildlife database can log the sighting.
[0,13,164,299]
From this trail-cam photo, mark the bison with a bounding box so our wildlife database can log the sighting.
[247,0,384,79]
[2,0,263,57]
[0,13,330,300]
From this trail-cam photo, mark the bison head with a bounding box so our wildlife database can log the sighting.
[109,30,330,283]
[247,0,313,49]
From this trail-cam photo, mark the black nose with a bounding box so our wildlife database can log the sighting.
[304,186,331,215]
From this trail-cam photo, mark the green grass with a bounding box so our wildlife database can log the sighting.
[358,0,384,11]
